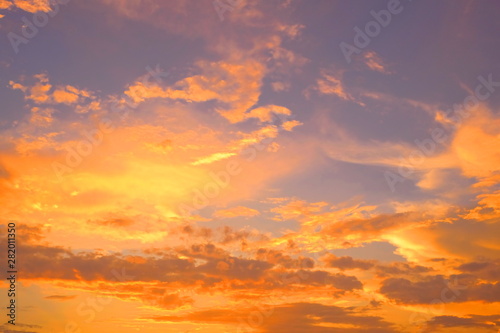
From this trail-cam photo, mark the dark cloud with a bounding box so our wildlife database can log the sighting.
[173,224,269,245]
[175,224,213,239]
[0,322,42,333]
[44,295,77,301]
[145,302,397,332]
[259,302,396,333]
[426,314,500,331]
[322,254,375,270]
[266,269,363,292]
[145,308,241,324]
[321,253,432,280]
[218,225,269,245]
[178,243,229,260]
[145,292,194,310]
[90,217,135,227]
[1,234,272,286]
[379,274,500,304]
[197,256,273,280]
[375,262,433,277]
[0,223,45,243]
[457,259,500,281]
[321,213,413,238]
[0,162,10,179]
[257,248,315,269]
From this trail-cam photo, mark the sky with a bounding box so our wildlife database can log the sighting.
[0,0,499,332]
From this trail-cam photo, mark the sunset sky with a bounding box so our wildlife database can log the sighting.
[0,0,500,332]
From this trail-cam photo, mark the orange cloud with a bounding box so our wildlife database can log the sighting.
[124,59,273,124]
[52,85,91,105]
[10,74,94,106]
[364,51,390,73]
[314,69,351,100]
[1,0,52,13]
[282,120,302,131]
[213,206,260,219]
[29,106,54,126]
